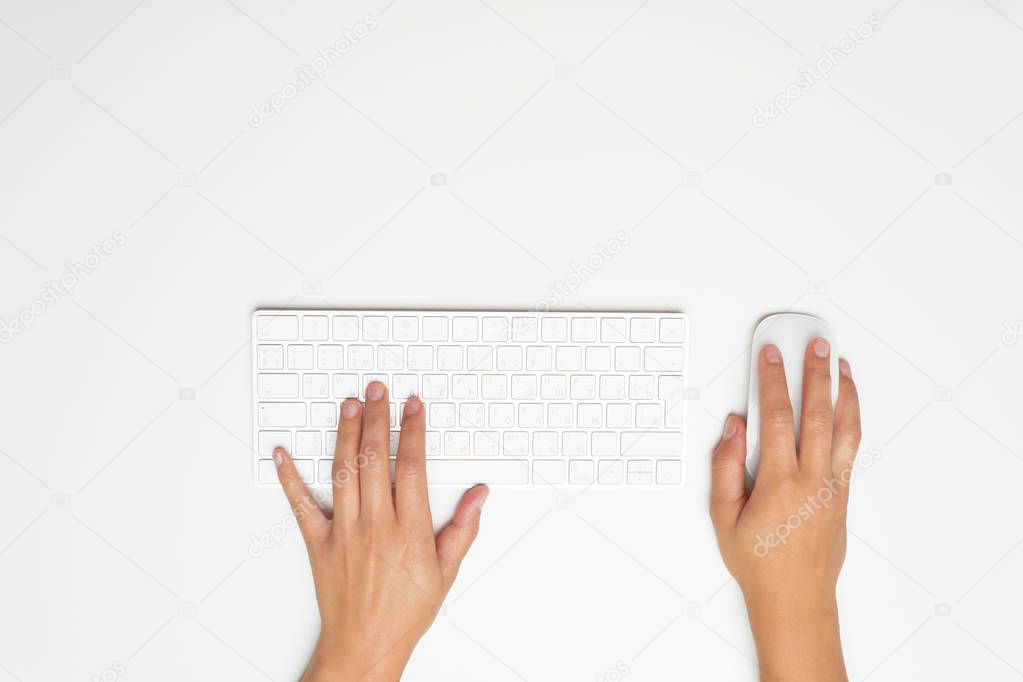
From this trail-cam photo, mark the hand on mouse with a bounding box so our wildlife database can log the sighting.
[710,339,861,682]
[273,382,489,682]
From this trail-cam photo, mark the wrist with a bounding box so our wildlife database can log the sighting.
[302,637,411,682]
[745,593,846,682]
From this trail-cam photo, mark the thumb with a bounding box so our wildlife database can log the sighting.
[710,415,748,531]
[436,484,489,587]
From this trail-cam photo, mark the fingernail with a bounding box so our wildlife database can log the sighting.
[722,416,737,440]
[839,358,852,377]
[813,337,830,358]
[273,447,286,466]
[404,396,421,416]
[366,382,384,401]
[342,400,360,418]
[476,486,490,511]
[764,344,782,364]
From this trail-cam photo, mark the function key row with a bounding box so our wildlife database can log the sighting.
[256,314,686,344]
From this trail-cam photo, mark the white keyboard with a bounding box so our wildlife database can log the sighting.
[251,309,688,487]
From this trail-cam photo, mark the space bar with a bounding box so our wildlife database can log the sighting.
[425,460,529,485]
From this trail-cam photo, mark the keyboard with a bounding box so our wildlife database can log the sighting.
[251,309,688,487]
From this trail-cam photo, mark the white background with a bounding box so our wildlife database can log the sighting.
[1,0,1022,680]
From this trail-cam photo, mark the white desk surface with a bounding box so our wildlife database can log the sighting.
[2,1,1022,679]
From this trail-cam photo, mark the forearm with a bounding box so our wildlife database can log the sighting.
[746,595,847,682]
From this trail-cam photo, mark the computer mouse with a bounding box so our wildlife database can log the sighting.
[745,313,839,479]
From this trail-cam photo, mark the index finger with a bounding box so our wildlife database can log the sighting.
[758,344,797,477]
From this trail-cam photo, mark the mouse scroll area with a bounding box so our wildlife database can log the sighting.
[744,313,839,480]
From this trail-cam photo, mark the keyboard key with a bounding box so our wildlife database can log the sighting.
[317,345,344,370]
[659,375,684,403]
[656,459,683,484]
[570,375,596,399]
[332,315,359,341]
[644,346,685,373]
[362,316,388,341]
[556,346,582,371]
[407,345,434,370]
[467,346,493,371]
[615,347,642,371]
[389,431,400,455]
[451,374,478,399]
[636,403,663,428]
[569,460,595,484]
[422,316,448,341]
[481,374,508,399]
[526,346,553,371]
[533,460,565,484]
[303,315,329,341]
[257,459,278,483]
[445,431,470,456]
[258,373,299,398]
[256,345,283,369]
[452,316,478,341]
[437,346,463,370]
[600,317,628,342]
[518,403,544,428]
[540,375,567,399]
[533,432,558,456]
[548,403,573,428]
[422,374,449,399]
[510,375,537,399]
[425,431,442,456]
[392,374,418,399]
[630,317,656,342]
[288,345,314,370]
[598,459,624,484]
[296,431,321,456]
[629,375,655,400]
[621,432,682,457]
[459,403,485,428]
[570,317,597,342]
[541,317,568,342]
[503,432,528,456]
[259,402,305,427]
[481,317,509,341]
[303,374,329,399]
[599,375,626,399]
[257,315,298,340]
[430,403,456,427]
[318,460,334,484]
[258,430,291,456]
[592,432,618,456]
[333,373,359,398]
[578,403,602,427]
[511,317,538,341]
[627,460,654,485]
[585,347,612,371]
[474,431,501,456]
[293,460,314,485]
[425,460,529,485]
[488,403,514,427]
[496,346,523,370]
[377,345,404,370]
[392,316,418,341]
[348,345,374,369]
[665,400,683,429]
[606,404,633,428]
[310,403,337,428]
[659,317,686,343]
[563,432,587,456]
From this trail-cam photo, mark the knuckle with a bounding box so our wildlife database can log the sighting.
[394,458,421,480]
[803,406,832,430]
[763,405,793,427]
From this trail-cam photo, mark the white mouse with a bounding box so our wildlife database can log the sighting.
[745,313,839,479]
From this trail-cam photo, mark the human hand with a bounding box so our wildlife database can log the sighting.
[272,382,489,682]
[710,339,861,681]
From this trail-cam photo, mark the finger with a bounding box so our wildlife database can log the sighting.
[273,447,329,544]
[799,337,834,473]
[758,344,797,476]
[331,398,362,524]
[832,359,862,481]
[394,396,431,528]
[358,381,394,519]
[710,415,749,532]
[436,484,489,589]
